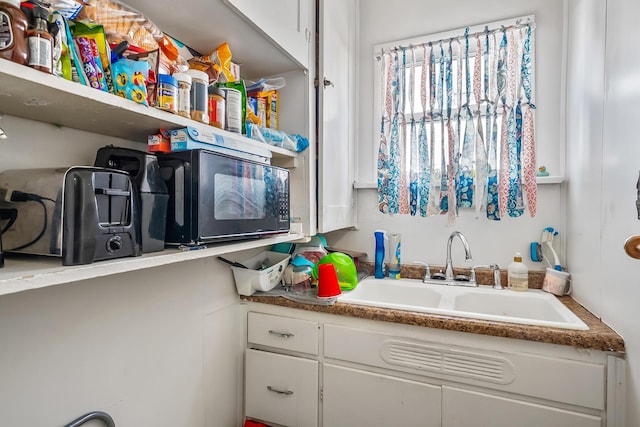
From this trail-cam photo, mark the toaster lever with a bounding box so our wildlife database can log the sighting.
[95,188,131,197]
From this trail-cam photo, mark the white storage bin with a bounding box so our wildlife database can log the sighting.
[232,251,291,296]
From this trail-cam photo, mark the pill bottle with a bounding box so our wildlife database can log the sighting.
[0,0,28,66]
[185,69,209,124]
[507,252,529,292]
[173,72,192,118]
[220,87,241,133]
[208,85,226,129]
[156,74,178,114]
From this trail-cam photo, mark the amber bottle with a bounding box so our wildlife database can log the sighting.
[0,0,29,65]
[27,5,53,73]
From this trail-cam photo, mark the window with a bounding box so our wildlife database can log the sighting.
[374,16,537,224]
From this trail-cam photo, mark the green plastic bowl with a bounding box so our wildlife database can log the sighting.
[313,252,358,291]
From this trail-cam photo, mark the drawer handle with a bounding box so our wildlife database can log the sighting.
[267,386,294,395]
[268,330,295,339]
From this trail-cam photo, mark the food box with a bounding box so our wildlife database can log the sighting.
[169,126,272,164]
[232,251,291,296]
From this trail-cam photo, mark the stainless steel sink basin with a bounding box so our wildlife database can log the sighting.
[338,278,589,330]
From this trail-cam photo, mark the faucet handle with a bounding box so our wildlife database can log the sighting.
[413,261,432,282]
[471,264,503,289]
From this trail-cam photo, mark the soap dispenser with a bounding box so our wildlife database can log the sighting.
[507,252,528,292]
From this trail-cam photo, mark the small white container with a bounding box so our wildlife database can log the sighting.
[232,251,291,296]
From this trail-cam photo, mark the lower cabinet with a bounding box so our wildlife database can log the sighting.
[245,349,319,427]
[245,309,616,427]
[322,364,441,427]
[442,386,602,427]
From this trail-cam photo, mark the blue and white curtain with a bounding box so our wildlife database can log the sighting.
[377,20,537,225]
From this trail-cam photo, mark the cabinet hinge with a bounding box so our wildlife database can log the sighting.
[320,386,323,401]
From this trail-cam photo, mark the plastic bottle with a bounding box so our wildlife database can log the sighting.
[0,0,29,66]
[173,72,192,119]
[507,252,529,292]
[388,233,401,279]
[374,230,386,279]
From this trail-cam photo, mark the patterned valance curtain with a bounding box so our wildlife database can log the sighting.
[376,19,537,225]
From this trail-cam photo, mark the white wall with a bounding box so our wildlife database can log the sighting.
[0,116,245,427]
[566,1,640,426]
[329,0,566,271]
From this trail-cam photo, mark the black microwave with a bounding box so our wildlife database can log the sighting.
[157,149,290,245]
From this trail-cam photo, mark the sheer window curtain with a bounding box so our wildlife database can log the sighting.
[376,18,537,225]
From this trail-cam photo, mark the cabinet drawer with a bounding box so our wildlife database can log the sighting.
[248,312,319,354]
[245,349,318,427]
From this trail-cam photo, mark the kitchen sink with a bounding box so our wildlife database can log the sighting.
[338,278,589,330]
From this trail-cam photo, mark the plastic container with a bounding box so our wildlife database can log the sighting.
[313,252,358,291]
[388,233,401,279]
[208,85,225,129]
[156,74,178,114]
[185,69,209,124]
[174,72,192,118]
[231,251,291,296]
[220,86,242,133]
[507,252,529,292]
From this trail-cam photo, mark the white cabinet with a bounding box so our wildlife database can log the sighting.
[223,0,312,70]
[442,386,602,427]
[245,349,319,427]
[245,307,621,427]
[317,0,358,232]
[323,364,442,427]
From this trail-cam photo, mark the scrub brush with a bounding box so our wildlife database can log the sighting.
[530,227,562,271]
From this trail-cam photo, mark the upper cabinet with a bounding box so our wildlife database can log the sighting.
[223,0,312,71]
[317,0,358,232]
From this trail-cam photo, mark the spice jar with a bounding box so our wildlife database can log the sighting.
[156,74,178,114]
[185,69,209,124]
[208,85,225,129]
[174,72,192,118]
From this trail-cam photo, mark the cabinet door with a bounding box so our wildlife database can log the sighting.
[322,364,442,427]
[317,0,358,233]
[224,0,311,69]
[245,349,318,427]
[442,386,602,427]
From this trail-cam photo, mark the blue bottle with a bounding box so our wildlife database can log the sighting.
[374,230,386,279]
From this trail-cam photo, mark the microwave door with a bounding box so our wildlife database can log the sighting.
[198,155,279,241]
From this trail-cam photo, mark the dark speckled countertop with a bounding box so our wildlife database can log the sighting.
[243,264,625,353]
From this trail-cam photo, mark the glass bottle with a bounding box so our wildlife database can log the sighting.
[27,5,53,74]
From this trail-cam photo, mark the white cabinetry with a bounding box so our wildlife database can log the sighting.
[442,387,602,427]
[245,312,320,426]
[323,364,441,427]
[245,306,620,427]
[245,349,318,427]
[317,0,358,232]
[223,0,312,70]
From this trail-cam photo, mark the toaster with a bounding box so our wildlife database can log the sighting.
[0,167,142,265]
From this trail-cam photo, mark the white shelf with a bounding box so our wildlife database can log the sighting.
[354,176,565,189]
[0,59,298,162]
[0,233,304,297]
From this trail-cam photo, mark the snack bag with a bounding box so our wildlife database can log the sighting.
[207,41,235,83]
[112,58,150,106]
[74,35,108,91]
[72,21,113,92]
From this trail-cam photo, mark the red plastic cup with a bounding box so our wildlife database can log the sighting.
[317,263,342,298]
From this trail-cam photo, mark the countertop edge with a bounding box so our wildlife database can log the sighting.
[242,295,625,353]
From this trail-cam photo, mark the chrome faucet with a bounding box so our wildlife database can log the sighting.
[444,231,473,281]
[470,264,503,289]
